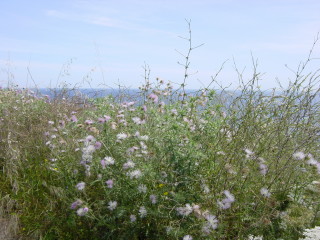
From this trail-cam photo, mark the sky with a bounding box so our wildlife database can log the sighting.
[0,0,320,90]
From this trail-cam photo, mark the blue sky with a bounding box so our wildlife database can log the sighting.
[0,0,320,90]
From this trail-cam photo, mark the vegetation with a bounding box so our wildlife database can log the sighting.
[1,25,320,240]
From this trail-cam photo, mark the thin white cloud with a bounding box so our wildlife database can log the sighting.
[46,10,67,19]
[46,9,122,28]
[88,17,120,27]
[45,9,176,37]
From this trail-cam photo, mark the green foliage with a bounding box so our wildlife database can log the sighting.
[1,32,320,239]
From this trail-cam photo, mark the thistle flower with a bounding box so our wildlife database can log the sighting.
[142,105,147,112]
[217,190,235,210]
[98,117,106,123]
[132,117,145,125]
[58,120,65,128]
[171,109,178,115]
[259,163,268,175]
[127,169,142,179]
[101,156,115,169]
[108,201,117,211]
[176,204,193,216]
[139,206,147,218]
[94,141,102,149]
[77,207,89,216]
[205,214,218,230]
[85,119,94,125]
[293,151,306,160]
[138,184,147,193]
[130,214,137,222]
[85,135,96,143]
[183,235,193,240]
[123,160,135,169]
[307,157,318,165]
[148,93,158,103]
[134,131,140,137]
[150,194,157,204]
[224,190,235,202]
[70,199,83,209]
[83,145,96,154]
[117,133,128,141]
[81,153,93,165]
[76,182,85,191]
[106,179,114,188]
[126,146,139,155]
[260,187,271,197]
[104,115,111,121]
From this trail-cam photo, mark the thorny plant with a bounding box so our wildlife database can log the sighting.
[1,25,320,240]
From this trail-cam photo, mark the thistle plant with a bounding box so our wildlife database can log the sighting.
[1,29,320,240]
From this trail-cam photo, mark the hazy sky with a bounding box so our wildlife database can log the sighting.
[1,0,320,90]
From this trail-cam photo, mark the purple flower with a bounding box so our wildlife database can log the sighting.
[77,207,89,216]
[171,109,178,115]
[127,169,142,179]
[70,199,83,209]
[85,135,95,143]
[104,115,111,121]
[176,204,193,216]
[148,93,158,103]
[106,179,114,188]
[101,159,106,169]
[123,160,135,169]
[259,163,268,175]
[94,141,102,149]
[205,214,218,230]
[70,115,78,122]
[85,119,94,125]
[58,120,65,128]
[117,133,128,141]
[130,214,137,222]
[217,190,235,210]
[150,194,157,204]
[76,182,85,191]
[139,206,147,218]
[98,117,106,123]
[142,105,147,112]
